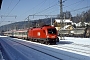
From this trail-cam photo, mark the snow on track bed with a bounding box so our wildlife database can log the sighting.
[0,36,90,60]
[0,37,63,60]
[71,43,90,48]
[50,44,90,56]
[10,39,63,60]
[5,37,90,60]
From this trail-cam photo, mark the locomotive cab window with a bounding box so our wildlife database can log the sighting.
[47,28,57,34]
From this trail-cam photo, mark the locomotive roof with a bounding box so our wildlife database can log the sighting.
[31,26,55,30]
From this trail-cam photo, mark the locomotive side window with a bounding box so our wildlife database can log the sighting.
[48,28,57,34]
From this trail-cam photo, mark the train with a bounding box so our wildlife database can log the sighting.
[3,25,59,45]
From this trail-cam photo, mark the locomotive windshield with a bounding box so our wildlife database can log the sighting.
[47,28,57,34]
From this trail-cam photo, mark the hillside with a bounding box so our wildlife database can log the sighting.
[0,18,56,32]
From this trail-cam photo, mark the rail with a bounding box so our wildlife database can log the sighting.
[0,38,30,60]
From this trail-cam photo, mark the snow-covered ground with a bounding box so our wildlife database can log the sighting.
[0,36,90,60]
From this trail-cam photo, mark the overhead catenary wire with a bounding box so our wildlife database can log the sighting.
[22,0,90,24]
[62,0,85,13]
[24,0,58,21]
[25,0,87,19]
[33,0,58,15]
[70,5,90,12]
[33,3,58,15]
[63,0,86,15]
[24,0,88,21]
[1,0,90,27]
[0,0,20,26]
[62,0,67,3]
[40,0,67,17]
[6,0,20,17]
[31,0,57,15]
[64,0,85,8]
[21,0,90,22]
[47,0,86,15]
[21,0,48,17]
[46,0,86,18]
[0,0,13,16]
[32,0,47,15]
[4,0,13,14]
[22,0,48,22]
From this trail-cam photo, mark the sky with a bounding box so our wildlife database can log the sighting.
[0,0,90,26]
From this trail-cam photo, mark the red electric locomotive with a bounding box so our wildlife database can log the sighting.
[28,25,59,44]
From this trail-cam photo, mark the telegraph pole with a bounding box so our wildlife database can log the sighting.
[60,0,64,40]
[51,17,52,26]
[28,16,30,29]
[60,0,63,24]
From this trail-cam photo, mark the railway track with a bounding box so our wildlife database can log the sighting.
[71,43,90,48]
[51,45,90,54]
[6,37,89,60]
[6,38,63,60]
[51,43,90,55]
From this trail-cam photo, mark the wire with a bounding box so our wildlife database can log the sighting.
[7,0,20,16]
[70,6,90,12]
[33,3,58,15]
[65,0,85,12]
[1,0,13,16]
[21,0,47,16]
[63,0,88,16]
[0,0,20,26]
[33,0,67,17]
[7,0,13,11]
[24,0,58,21]
[64,0,85,8]
[22,0,48,22]
[33,0,47,15]
[62,0,67,3]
